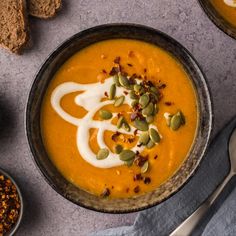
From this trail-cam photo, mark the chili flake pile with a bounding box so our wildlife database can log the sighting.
[0,174,20,235]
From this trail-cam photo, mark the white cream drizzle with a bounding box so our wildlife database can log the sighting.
[51,77,160,168]
[224,0,236,7]
[164,112,171,120]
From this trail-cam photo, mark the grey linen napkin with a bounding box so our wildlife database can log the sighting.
[92,117,236,236]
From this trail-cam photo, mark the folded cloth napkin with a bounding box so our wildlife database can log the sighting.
[92,117,236,236]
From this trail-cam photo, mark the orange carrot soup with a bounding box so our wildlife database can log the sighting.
[211,0,236,27]
[40,39,198,198]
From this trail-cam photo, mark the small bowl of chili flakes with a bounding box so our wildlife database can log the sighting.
[0,168,23,236]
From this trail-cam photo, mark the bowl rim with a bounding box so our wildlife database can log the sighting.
[198,0,236,40]
[0,168,24,235]
[25,23,213,213]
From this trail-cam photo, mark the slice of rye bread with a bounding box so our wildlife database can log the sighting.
[29,0,61,19]
[0,0,29,54]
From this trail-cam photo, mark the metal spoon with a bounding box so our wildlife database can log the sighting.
[170,128,236,236]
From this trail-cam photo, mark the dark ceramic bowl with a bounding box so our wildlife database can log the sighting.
[0,168,23,235]
[198,0,236,40]
[26,24,212,213]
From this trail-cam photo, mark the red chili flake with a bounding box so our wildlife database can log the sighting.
[136,151,140,155]
[133,103,141,112]
[111,186,114,189]
[123,91,128,95]
[154,155,158,160]
[127,63,133,67]
[159,83,166,89]
[128,51,135,57]
[137,143,143,148]
[129,77,136,85]
[165,102,172,106]
[147,80,154,87]
[114,56,121,64]
[135,155,148,167]
[134,186,140,193]
[111,132,121,141]
[128,137,135,143]
[143,177,151,184]
[102,69,107,74]
[101,188,111,197]
[104,91,108,97]
[144,68,147,73]
[109,66,120,76]
[126,188,130,193]
[117,113,122,118]
[134,129,138,136]
[133,174,143,181]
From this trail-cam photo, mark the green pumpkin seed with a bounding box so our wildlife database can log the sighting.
[178,111,186,125]
[139,87,145,95]
[99,110,113,120]
[129,90,138,100]
[113,75,120,86]
[134,84,141,92]
[152,105,159,115]
[129,84,135,90]
[150,92,159,101]
[146,116,154,124]
[109,84,116,100]
[96,148,109,160]
[124,158,134,167]
[150,86,158,94]
[141,161,149,173]
[118,74,130,88]
[139,132,150,145]
[123,122,131,132]
[139,94,150,108]
[146,140,155,149]
[114,95,125,107]
[117,116,125,129]
[170,114,182,131]
[142,102,154,117]
[119,150,136,161]
[134,119,149,131]
[149,128,161,143]
[114,144,123,154]
[131,100,138,107]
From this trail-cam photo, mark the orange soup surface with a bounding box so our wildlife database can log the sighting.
[211,0,236,27]
[41,39,198,198]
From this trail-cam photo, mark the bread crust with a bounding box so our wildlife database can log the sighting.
[0,0,29,54]
[29,0,62,19]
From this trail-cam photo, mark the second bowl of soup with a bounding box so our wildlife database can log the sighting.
[26,24,212,213]
[199,0,236,39]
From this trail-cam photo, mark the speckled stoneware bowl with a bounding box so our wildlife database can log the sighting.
[0,168,24,235]
[198,0,236,40]
[26,24,213,213]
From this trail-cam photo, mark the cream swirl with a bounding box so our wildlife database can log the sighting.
[51,77,159,168]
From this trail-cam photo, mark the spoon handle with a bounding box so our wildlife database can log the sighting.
[170,172,233,236]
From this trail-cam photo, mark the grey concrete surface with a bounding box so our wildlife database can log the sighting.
[0,0,235,235]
